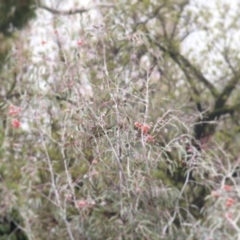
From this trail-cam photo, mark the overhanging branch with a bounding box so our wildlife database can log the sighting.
[151,40,219,98]
[194,103,240,139]
[38,3,114,15]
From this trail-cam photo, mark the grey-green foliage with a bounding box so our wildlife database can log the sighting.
[1,0,240,239]
[0,1,36,239]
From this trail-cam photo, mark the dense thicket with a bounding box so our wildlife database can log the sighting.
[1,0,240,239]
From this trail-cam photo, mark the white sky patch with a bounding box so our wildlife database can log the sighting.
[181,0,240,85]
[25,0,95,94]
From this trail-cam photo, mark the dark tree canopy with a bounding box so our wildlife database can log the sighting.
[0,0,36,70]
[0,0,36,35]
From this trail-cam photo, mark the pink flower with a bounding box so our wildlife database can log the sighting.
[141,125,150,134]
[211,191,220,198]
[226,198,235,207]
[76,199,96,209]
[134,122,150,135]
[146,135,155,143]
[77,40,84,46]
[11,119,21,128]
[76,200,88,208]
[223,185,232,191]
[41,40,47,45]
[9,105,21,115]
[134,122,142,128]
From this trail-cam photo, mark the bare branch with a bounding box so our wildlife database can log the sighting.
[194,102,240,139]
[39,3,114,15]
[154,41,219,98]
[214,75,239,109]
[170,0,190,39]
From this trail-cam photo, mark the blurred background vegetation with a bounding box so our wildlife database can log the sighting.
[1,0,240,239]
